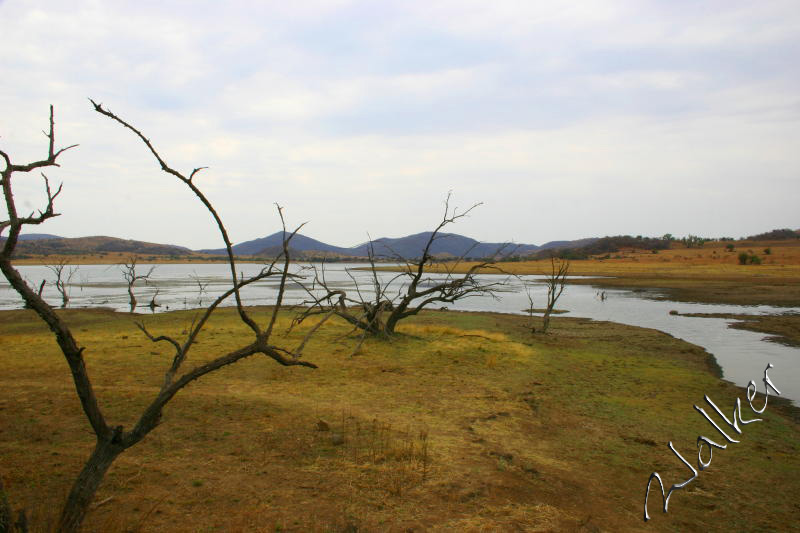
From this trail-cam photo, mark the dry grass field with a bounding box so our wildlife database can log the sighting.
[1,307,798,532]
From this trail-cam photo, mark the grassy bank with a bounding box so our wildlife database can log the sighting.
[1,307,798,531]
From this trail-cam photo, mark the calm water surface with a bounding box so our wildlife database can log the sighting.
[2,263,798,404]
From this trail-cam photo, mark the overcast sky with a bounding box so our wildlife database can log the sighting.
[1,1,798,249]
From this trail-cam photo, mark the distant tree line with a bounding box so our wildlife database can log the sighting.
[506,228,800,262]
[512,235,671,261]
[745,228,800,241]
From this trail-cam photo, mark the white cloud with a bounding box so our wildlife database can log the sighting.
[583,70,707,91]
[1,0,798,248]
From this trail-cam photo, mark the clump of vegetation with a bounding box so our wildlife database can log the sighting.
[738,252,762,265]
[764,248,772,255]
[681,235,707,248]
[726,243,736,252]
[551,248,589,260]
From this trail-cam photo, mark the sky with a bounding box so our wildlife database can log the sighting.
[1,0,798,250]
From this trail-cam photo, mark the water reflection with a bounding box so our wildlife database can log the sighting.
[2,263,799,404]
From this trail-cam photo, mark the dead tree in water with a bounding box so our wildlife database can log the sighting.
[190,271,210,306]
[119,257,155,312]
[297,193,510,338]
[46,260,78,308]
[21,277,46,309]
[147,288,161,311]
[0,103,319,532]
[518,275,538,335]
[541,256,569,334]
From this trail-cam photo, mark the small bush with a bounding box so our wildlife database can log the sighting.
[764,248,771,255]
[726,244,735,252]
[738,252,762,265]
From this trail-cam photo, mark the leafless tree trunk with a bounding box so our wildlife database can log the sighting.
[147,288,161,312]
[518,275,537,335]
[297,193,510,337]
[1,103,319,532]
[46,260,78,308]
[541,257,569,334]
[190,272,210,306]
[119,257,155,312]
[0,478,11,533]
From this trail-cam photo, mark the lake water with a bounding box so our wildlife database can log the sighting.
[2,262,798,405]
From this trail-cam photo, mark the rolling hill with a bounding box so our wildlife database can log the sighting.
[2,236,191,257]
[200,231,547,259]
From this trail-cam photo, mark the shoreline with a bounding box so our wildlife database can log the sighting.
[6,258,800,360]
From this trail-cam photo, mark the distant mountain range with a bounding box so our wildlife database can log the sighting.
[198,231,596,259]
[5,231,591,260]
[6,227,797,260]
[199,231,547,259]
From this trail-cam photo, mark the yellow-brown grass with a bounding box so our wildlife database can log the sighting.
[421,239,800,278]
[0,307,798,532]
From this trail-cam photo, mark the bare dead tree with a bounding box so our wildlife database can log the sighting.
[190,271,210,306]
[147,288,161,312]
[0,103,319,532]
[119,257,155,312]
[296,193,510,337]
[541,256,569,334]
[36,279,46,298]
[46,260,78,308]
[21,276,46,309]
[518,275,537,335]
